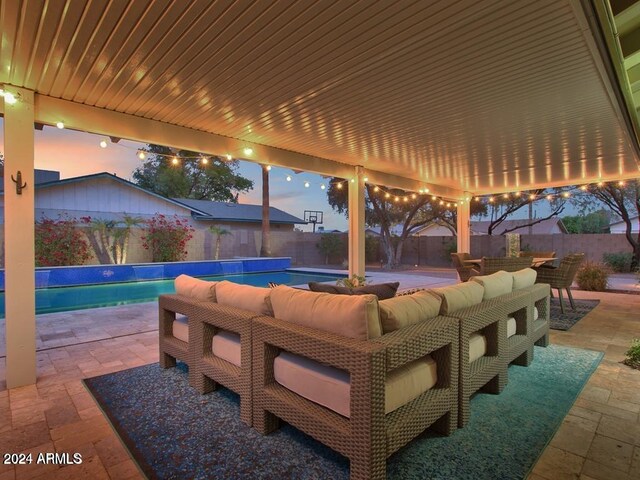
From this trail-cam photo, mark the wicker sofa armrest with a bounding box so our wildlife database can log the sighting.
[446,300,508,334]
[158,294,197,337]
[372,316,459,370]
[252,315,383,372]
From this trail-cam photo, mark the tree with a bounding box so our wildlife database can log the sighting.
[83,215,142,264]
[562,210,611,234]
[573,180,640,269]
[260,165,271,256]
[132,144,253,201]
[209,225,232,260]
[475,189,568,235]
[326,180,486,269]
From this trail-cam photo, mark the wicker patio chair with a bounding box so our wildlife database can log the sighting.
[480,256,533,275]
[441,300,507,427]
[498,289,535,367]
[534,253,585,314]
[252,315,459,480]
[159,294,195,372]
[159,294,257,426]
[451,252,479,282]
[528,283,551,347]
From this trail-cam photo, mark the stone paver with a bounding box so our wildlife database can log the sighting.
[0,272,638,479]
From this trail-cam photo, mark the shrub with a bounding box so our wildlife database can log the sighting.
[365,235,380,262]
[337,275,367,288]
[602,252,633,273]
[316,233,343,265]
[35,215,92,266]
[623,338,640,370]
[575,261,611,291]
[443,239,457,262]
[141,214,194,262]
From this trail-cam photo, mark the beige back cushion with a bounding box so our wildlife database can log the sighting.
[269,286,382,340]
[174,274,217,302]
[471,270,514,300]
[512,268,537,290]
[379,290,442,333]
[215,280,271,315]
[432,281,484,314]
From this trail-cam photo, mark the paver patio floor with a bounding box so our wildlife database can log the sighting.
[0,276,638,479]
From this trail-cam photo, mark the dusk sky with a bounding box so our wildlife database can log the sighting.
[0,119,349,232]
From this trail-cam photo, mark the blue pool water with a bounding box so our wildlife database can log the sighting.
[0,271,344,317]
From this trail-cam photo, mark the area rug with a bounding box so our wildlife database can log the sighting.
[550,298,600,331]
[84,345,603,480]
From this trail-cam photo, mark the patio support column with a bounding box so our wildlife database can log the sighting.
[457,193,471,254]
[3,86,36,388]
[348,166,365,278]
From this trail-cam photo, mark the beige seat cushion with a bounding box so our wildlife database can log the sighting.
[379,290,442,333]
[172,315,189,343]
[507,317,517,338]
[534,307,539,321]
[269,286,382,340]
[174,274,217,302]
[215,280,271,315]
[212,331,241,367]
[469,332,487,362]
[471,271,513,300]
[274,351,437,418]
[512,268,537,290]
[432,282,484,314]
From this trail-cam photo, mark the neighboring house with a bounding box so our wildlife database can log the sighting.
[609,216,640,234]
[0,171,306,231]
[412,218,567,236]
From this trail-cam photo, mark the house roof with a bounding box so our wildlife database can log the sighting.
[609,216,640,227]
[470,218,568,235]
[174,198,306,225]
[26,172,211,216]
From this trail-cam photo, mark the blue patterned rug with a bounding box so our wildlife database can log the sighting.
[83,345,602,480]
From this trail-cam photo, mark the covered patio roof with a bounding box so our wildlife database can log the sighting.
[1,0,639,198]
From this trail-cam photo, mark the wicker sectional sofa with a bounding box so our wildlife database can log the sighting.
[158,267,550,479]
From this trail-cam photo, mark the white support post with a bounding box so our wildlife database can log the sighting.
[348,166,366,278]
[457,193,471,254]
[3,86,36,388]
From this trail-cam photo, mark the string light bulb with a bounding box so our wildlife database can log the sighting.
[56,121,64,129]
[373,186,379,192]
[226,154,233,161]
[304,181,310,188]
[529,194,536,200]
[337,183,343,189]
[488,197,494,203]
[99,139,108,148]
[201,156,209,165]
[562,191,570,198]
[394,196,400,202]
[580,185,587,191]
[137,151,146,160]
[411,193,416,199]
[351,178,355,183]
[266,165,271,171]
[403,196,408,202]
[385,192,390,199]
[286,175,292,182]
[439,200,444,205]
[432,195,437,201]
[503,193,509,199]
[618,180,625,186]
[171,157,179,165]
[320,184,326,190]
[546,194,553,200]
[243,147,253,156]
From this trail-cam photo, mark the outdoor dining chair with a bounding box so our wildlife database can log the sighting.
[534,253,585,314]
[480,257,533,275]
[451,252,479,282]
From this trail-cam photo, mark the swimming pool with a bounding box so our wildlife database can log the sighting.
[0,271,344,317]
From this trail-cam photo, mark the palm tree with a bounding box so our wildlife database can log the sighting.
[209,225,232,260]
[114,215,143,264]
[260,164,272,256]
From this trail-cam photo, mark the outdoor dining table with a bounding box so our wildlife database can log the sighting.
[462,257,557,268]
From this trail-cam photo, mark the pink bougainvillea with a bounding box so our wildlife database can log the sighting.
[35,215,92,266]
[141,214,195,262]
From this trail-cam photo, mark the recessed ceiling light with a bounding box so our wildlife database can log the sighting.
[243,147,253,156]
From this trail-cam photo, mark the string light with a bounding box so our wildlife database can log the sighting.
[137,151,146,160]
[226,154,233,161]
[394,196,400,202]
[373,186,380,192]
[171,157,179,165]
[286,175,292,182]
[201,156,209,165]
[337,183,343,189]
[304,181,310,188]
[619,180,625,186]
[266,165,271,171]
[385,192,391,199]
[529,194,536,200]
[56,122,64,129]
[243,147,253,156]
[99,139,108,148]
[320,184,326,190]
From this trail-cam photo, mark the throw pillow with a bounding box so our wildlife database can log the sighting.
[308,281,400,300]
[379,290,442,333]
[432,281,484,314]
[512,268,537,290]
[215,280,271,315]
[471,270,513,300]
